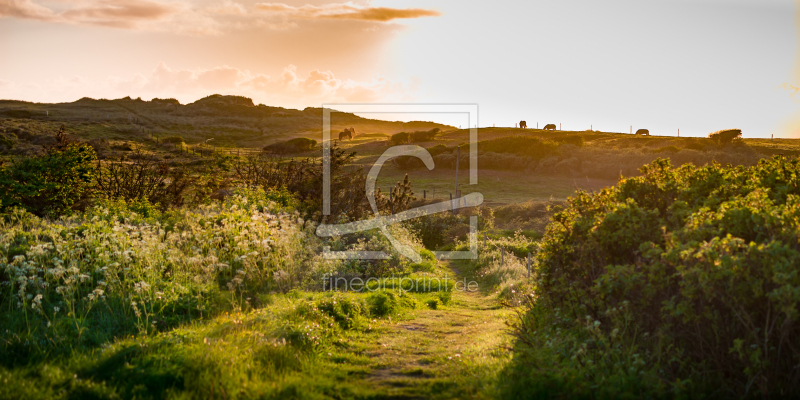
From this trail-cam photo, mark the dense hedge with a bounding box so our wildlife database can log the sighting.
[0,143,96,217]
[506,157,800,398]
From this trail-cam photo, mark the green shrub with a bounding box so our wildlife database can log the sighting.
[315,293,367,329]
[0,143,97,217]
[426,299,438,309]
[0,134,14,150]
[508,157,800,397]
[368,291,398,317]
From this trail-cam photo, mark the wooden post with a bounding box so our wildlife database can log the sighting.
[501,248,504,266]
[423,189,426,199]
[559,123,561,131]
[390,193,394,215]
[484,232,487,247]
[630,126,632,134]
[433,188,435,198]
[450,193,454,213]
[527,253,531,278]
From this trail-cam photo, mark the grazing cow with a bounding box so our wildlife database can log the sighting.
[338,127,356,140]
[520,120,527,129]
[544,123,557,131]
[635,129,650,136]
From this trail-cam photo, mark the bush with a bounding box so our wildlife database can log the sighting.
[708,128,742,143]
[0,134,14,151]
[94,153,192,209]
[368,291,398,317]
[0,143,97,217]
[389,128,440,145]
[507,157,800,397]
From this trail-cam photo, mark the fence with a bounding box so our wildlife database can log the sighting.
[482,232,533,279]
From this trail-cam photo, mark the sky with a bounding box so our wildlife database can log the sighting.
[1,0,799,138]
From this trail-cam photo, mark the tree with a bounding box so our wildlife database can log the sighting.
[0,143,97,217]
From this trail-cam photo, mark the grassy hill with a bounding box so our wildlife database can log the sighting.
[0,95,452,151]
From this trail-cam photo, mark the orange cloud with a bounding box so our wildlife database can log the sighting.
[0,0,181,28]
[253,2,440,22]
[61,0,180,28]
[0,0,57,21]
[0,0,227,33]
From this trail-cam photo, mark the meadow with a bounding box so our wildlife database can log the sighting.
[1,96,799,398]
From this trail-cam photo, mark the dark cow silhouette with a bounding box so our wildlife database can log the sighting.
[519,120,527,129]
[543,123,557,131]
[635,129,650,136]
[338,127,356,140]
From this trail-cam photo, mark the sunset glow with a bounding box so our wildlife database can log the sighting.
[1,0,798,137]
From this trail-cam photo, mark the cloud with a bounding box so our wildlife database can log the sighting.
[60,0,180,28]
[0,0,227,34]
[253,2,440,22]
[0,0,56,20]
[0,0,182,29]
[206,0,246,16]
[1,0,438,33]
[99,62,414,106]
[781,82,800,102]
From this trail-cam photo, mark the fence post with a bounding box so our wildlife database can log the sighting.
[527,253,531,278]
[501,248,504,266]
[450,193,454,213]
[484,232,487,247]
[423,189,426,199]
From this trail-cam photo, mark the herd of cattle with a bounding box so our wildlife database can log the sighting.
[518,120,649,135]
[335,122,654,142]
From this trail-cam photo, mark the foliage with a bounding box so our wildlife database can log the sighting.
[93,153,193,209]
[234,143,417,221]
[0,143,97,217]
[390,128,441,145]
[506,157,800,397]
[0,189,325,363]
[708,128,743,144]
[408,204,494,250]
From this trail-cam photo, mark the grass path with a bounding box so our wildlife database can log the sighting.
[322,261,514,399]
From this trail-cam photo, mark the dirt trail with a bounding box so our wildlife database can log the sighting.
[346,261,512,399]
